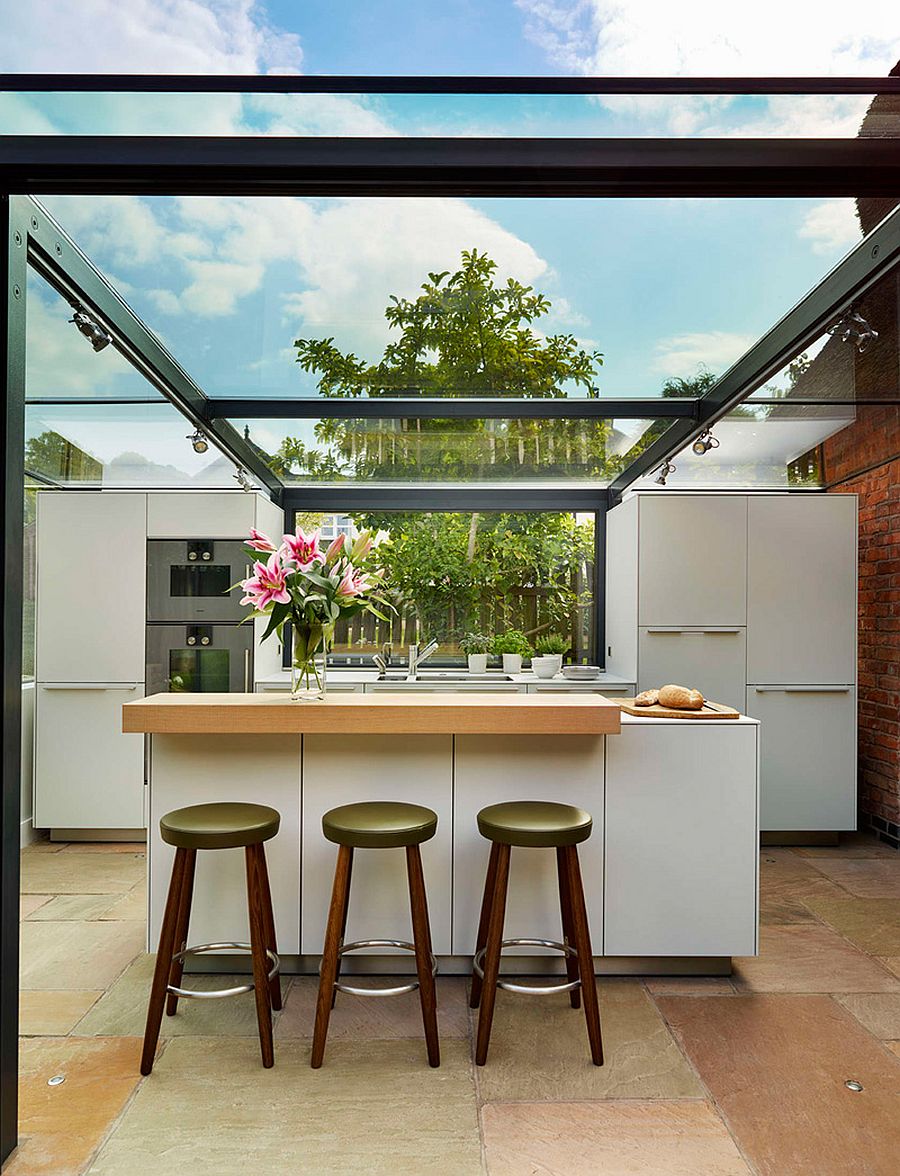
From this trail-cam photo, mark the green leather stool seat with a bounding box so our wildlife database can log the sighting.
[476,800,592,848]
[322,801,438,849]
[159,802,281,851]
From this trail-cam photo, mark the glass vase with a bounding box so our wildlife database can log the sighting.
[291,622,331,702]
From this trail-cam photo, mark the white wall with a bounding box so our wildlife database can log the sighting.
[21,683,36,846]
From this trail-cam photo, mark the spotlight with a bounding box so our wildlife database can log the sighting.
[69,308,112,352]
[187,429,209,454]
[654,459,676,486]
[828,310,879,354]
[691,429,720,457]
[233,466,252,493]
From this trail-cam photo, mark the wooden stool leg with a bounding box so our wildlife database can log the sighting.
[406,845,440,1068]
[556,847,581,1010]
[245,845,275,1069]
[563,845,604,1066]
[469,842,500,1009]
[475,843,511,1066]
[331,847,353,1010]
[165,848,197,1017]
[141,848,188,1075]
[253,843,282,1012]
[311,844,352,1069]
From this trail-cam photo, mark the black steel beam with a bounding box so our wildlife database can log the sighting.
[283,486,609,511]
[205,397,699,421]
[2,74,900,95]
[4,137,900,198]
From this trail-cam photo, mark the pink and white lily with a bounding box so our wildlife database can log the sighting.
[246,527,277,553]
[240,552,292,611]
[335,562,373,599]
[280,528,323,571]
[324,533,345,563]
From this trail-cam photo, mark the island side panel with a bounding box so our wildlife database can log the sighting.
[604,720,759,958]
[301,734,453,955]
[453,734,605,956]
[148,734,301,953]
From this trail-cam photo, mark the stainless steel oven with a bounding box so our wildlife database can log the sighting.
[147,539,250,623]
[146,623,253,697]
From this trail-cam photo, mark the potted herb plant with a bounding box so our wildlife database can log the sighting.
[460,632,493,675]
[533,633,569,677]
[492,629,533,676]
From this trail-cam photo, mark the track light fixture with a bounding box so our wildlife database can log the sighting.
[691,428,720,457]
[233,466,252,493]
[69,307,112,352]
[187,428,209,454]
[654,459,676,486]
[828,309,879,354]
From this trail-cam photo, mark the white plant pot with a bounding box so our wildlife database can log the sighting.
[532,656,559,679]
[467,653,488,674]
[501,653,523,675]
[547,653,563,675]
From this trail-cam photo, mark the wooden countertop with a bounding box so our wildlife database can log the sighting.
[123,692,622,736]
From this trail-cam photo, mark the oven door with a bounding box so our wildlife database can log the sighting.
[146,624,254,696]
[147,539,252,623]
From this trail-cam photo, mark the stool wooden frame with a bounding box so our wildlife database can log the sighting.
[470,840,603,1067]
[141,840,281,1075]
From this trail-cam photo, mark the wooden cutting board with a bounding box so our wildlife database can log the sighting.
[618,698,740,719]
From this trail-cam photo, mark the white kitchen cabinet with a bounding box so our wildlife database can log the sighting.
[747,495,857,685]
[527,684,635,698]
[604,720,758,957]
[638,627,746,712]
[36,492,147,683]
[34,684,145,830]
[148,734,301,953]
[639,495,747,627]
[301,734,453,955]
[147,491,265,538]
[748,686,856,831]
[255,680,364,693]
[367,682,526,693]
[453,734,605,955]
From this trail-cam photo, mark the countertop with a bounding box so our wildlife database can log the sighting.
[255,669,636,690]
[123,691,623,736]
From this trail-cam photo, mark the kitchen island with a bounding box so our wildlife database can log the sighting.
[125,692,759,975]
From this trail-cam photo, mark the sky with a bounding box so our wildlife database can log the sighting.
[6,1,900,480]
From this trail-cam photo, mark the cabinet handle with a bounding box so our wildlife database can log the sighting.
[40,684,139,691]
[646,628,742,635]
[752,686,852,694]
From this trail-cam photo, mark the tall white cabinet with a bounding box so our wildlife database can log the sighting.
[606,492,857,832]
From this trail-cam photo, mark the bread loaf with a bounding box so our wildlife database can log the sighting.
[658,683,704,710]
[633,689,659,707]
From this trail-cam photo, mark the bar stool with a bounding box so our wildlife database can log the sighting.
[141,802,282,1076]
[470,800,603,1067]
[312,801,440,1069]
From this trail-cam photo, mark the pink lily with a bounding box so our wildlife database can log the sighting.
[240,552,291,610]
[324,533,345,563]
[336,562,372,599]
[246,527,276,553]
[280,528,323,570]
[350,530,373,563]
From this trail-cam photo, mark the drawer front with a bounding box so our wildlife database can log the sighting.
[639,628,747,712]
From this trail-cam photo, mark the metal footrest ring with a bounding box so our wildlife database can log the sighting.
[166,941,280,1000]
[473,937,581,996]
[324,938,438,998]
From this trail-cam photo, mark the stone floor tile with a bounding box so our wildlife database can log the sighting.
[21,852,145,895]
[19,990,103,1036]
[481,1100,750,1176]
[22,840,67,854]
[19,895,49,919]
[882,957,900,979]
[643,976,737,996]
[20,921,145,992]
[28,894,119,922]
[792,832,899,859]
[800,858,900,898]
[87,1038,481,1175]
[59,842,146,855]
[656,994,900,1176]
[800,898,900,956]
[757,850,849,924]
[474,979,703,1103]
[75,954,291,1038]
[732,924,900,993]
[99,887,147,922]
[887,1041,900,1058]
[4,1037,143,1176]
[836,993,900,1039]
[277,975,471,1040]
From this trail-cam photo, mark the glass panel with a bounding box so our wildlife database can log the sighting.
[39,194,887,403]
[25,266,163,400]
[3,90,898,139]
[291,509,596,665]
[23,480,39,681]
[168,649,230,693]
[169,564,233,599]
[24,402,248,488]
[241,417,662,485]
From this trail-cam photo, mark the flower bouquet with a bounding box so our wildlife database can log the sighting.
[239,525,393,701]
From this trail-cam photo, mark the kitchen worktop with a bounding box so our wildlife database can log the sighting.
[254,668,636,691]
[123,690,622,735]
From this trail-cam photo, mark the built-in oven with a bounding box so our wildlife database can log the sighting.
[147,539,250,623]
[146,623,254,696]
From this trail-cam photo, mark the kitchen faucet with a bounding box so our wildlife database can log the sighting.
[408,639,439,676]
[372,641,393,674]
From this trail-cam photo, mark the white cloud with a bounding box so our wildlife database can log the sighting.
[651,330,755,379]
[798,199,862,255]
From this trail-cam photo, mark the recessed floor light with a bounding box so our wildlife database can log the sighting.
[844,1079,864,1092]
[47,1074,65,1087]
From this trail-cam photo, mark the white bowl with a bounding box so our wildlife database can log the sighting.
[532,656,559,679]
